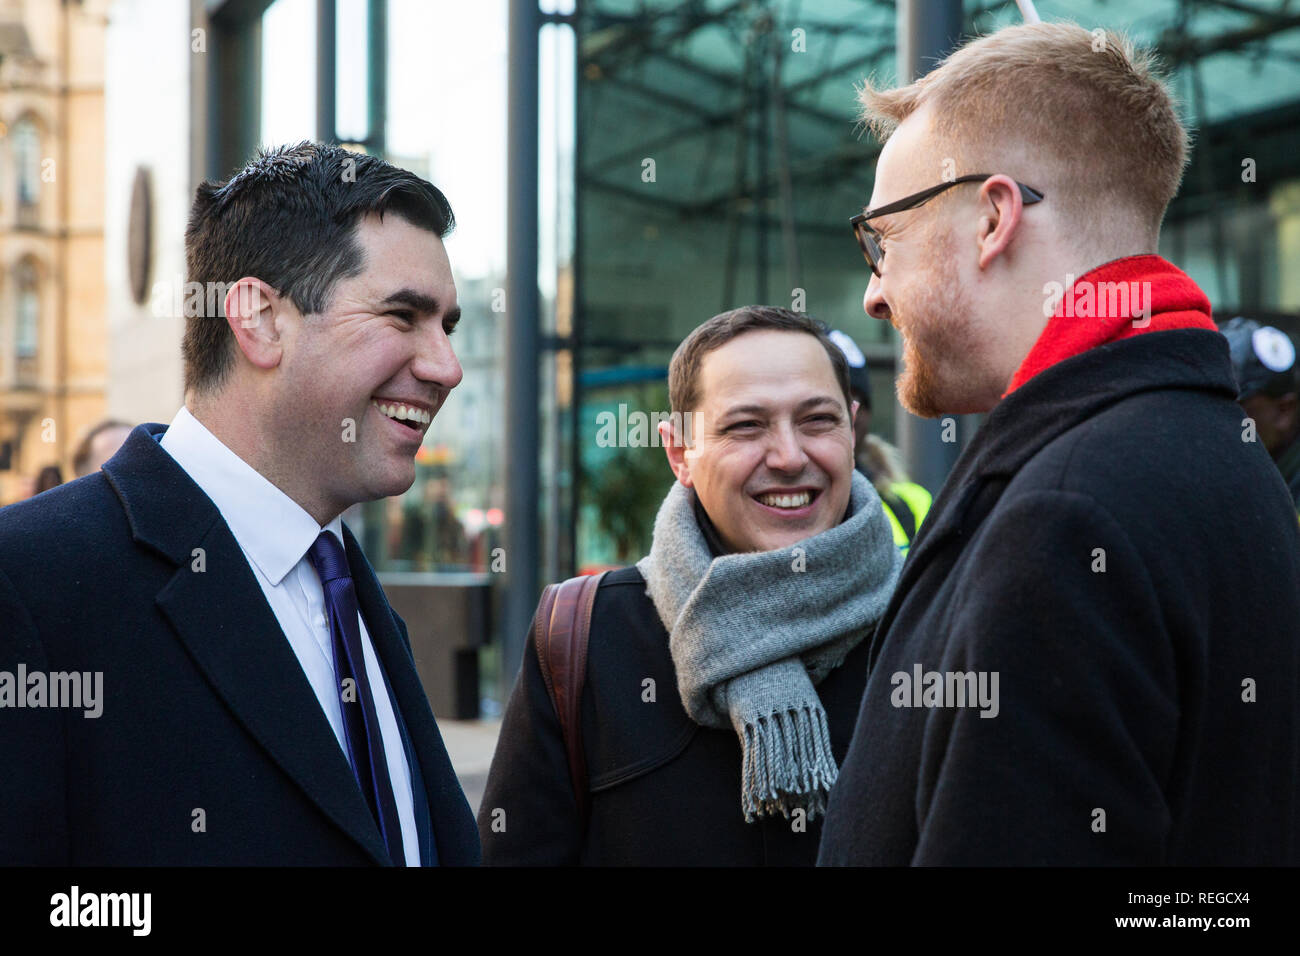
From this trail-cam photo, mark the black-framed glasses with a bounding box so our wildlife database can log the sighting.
[850,174,1045,277]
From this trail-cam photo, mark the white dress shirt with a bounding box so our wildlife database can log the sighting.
[160,406,420,866]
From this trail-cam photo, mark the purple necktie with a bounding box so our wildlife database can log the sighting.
[307,530,404,865]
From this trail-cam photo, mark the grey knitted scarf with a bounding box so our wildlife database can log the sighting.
[636,469,901,822]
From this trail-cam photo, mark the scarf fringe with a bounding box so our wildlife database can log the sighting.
[740,705,839,823]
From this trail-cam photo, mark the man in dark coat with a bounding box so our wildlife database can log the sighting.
[0,144,479,865]
[480,307,901,865]
[819,23,1300,865]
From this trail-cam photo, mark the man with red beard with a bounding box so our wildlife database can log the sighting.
[818,23,1300,865]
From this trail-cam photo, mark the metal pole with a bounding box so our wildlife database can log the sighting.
[316,0,336,143]
[770,15,802,294]
[755,16,770,306]
[895,0,964,492]
[503,0,541,696]
[722,24,754,311]
[567,16,582,584]
[368,0,387,155]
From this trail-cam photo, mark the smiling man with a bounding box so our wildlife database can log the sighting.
[670,325,859,553]
[479,306,900,865]
[818,24,1300,866]
[0,142,479,865]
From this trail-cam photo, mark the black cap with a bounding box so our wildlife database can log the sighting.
[1221,317,1298,400]
[828,329,872,407]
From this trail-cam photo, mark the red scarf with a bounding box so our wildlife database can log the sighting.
[1005,254,1215,395]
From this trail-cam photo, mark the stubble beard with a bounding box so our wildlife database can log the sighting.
[895,278,976,419]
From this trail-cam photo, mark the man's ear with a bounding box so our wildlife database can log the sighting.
[659,419,694,488]
[850,398,860,429]
[975,174,1025,271]
[224,277,284,372]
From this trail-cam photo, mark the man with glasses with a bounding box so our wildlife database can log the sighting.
[819,23,1300,865]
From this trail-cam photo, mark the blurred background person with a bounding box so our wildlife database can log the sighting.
[478,307,901,865]
[1222,317,1300,511]
[399,475,469,571]
[829,329,932,556]
[33,464,63,495]
[71,420,133,479]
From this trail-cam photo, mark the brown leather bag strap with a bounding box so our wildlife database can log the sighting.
[532,571,606,828]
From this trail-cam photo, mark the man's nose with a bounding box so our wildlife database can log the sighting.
[766,422,808,473]
[863,271,891,322]
[413,324,464,390]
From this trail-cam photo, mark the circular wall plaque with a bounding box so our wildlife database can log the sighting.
[127,166,152,306]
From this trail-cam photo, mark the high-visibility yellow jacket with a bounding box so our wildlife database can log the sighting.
[880,480,932,556]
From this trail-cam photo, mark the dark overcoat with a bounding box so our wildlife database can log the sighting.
[818,330,1300,865]
[0,424,480,865]
[479,565,873,865]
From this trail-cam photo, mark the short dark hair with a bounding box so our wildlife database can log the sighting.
[182,141,455,395]
[668,306,853,414]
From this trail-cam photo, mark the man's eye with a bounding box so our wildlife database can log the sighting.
[725,421,760,432]
[443,320,459,337]
[388,310,415,322]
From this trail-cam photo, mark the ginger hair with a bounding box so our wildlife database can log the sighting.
[859,22,1188,247]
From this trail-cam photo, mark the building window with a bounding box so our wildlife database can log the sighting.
[15,259,38,360]
[13,118,40,226]
[260,0,317,146]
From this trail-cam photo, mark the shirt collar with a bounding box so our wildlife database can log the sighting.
[158,406,344,585]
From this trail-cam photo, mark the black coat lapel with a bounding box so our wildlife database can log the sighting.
[105,424,393,865]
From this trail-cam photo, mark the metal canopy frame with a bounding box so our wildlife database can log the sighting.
[576,0,1300,309]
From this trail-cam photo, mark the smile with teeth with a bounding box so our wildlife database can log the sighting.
[372,399,431,430]
[756,490,816,509]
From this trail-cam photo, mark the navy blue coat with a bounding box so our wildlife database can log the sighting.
[818,330,1300,865]
[0,423,480,865]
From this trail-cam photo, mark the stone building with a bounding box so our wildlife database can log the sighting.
[0,0,108,503]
